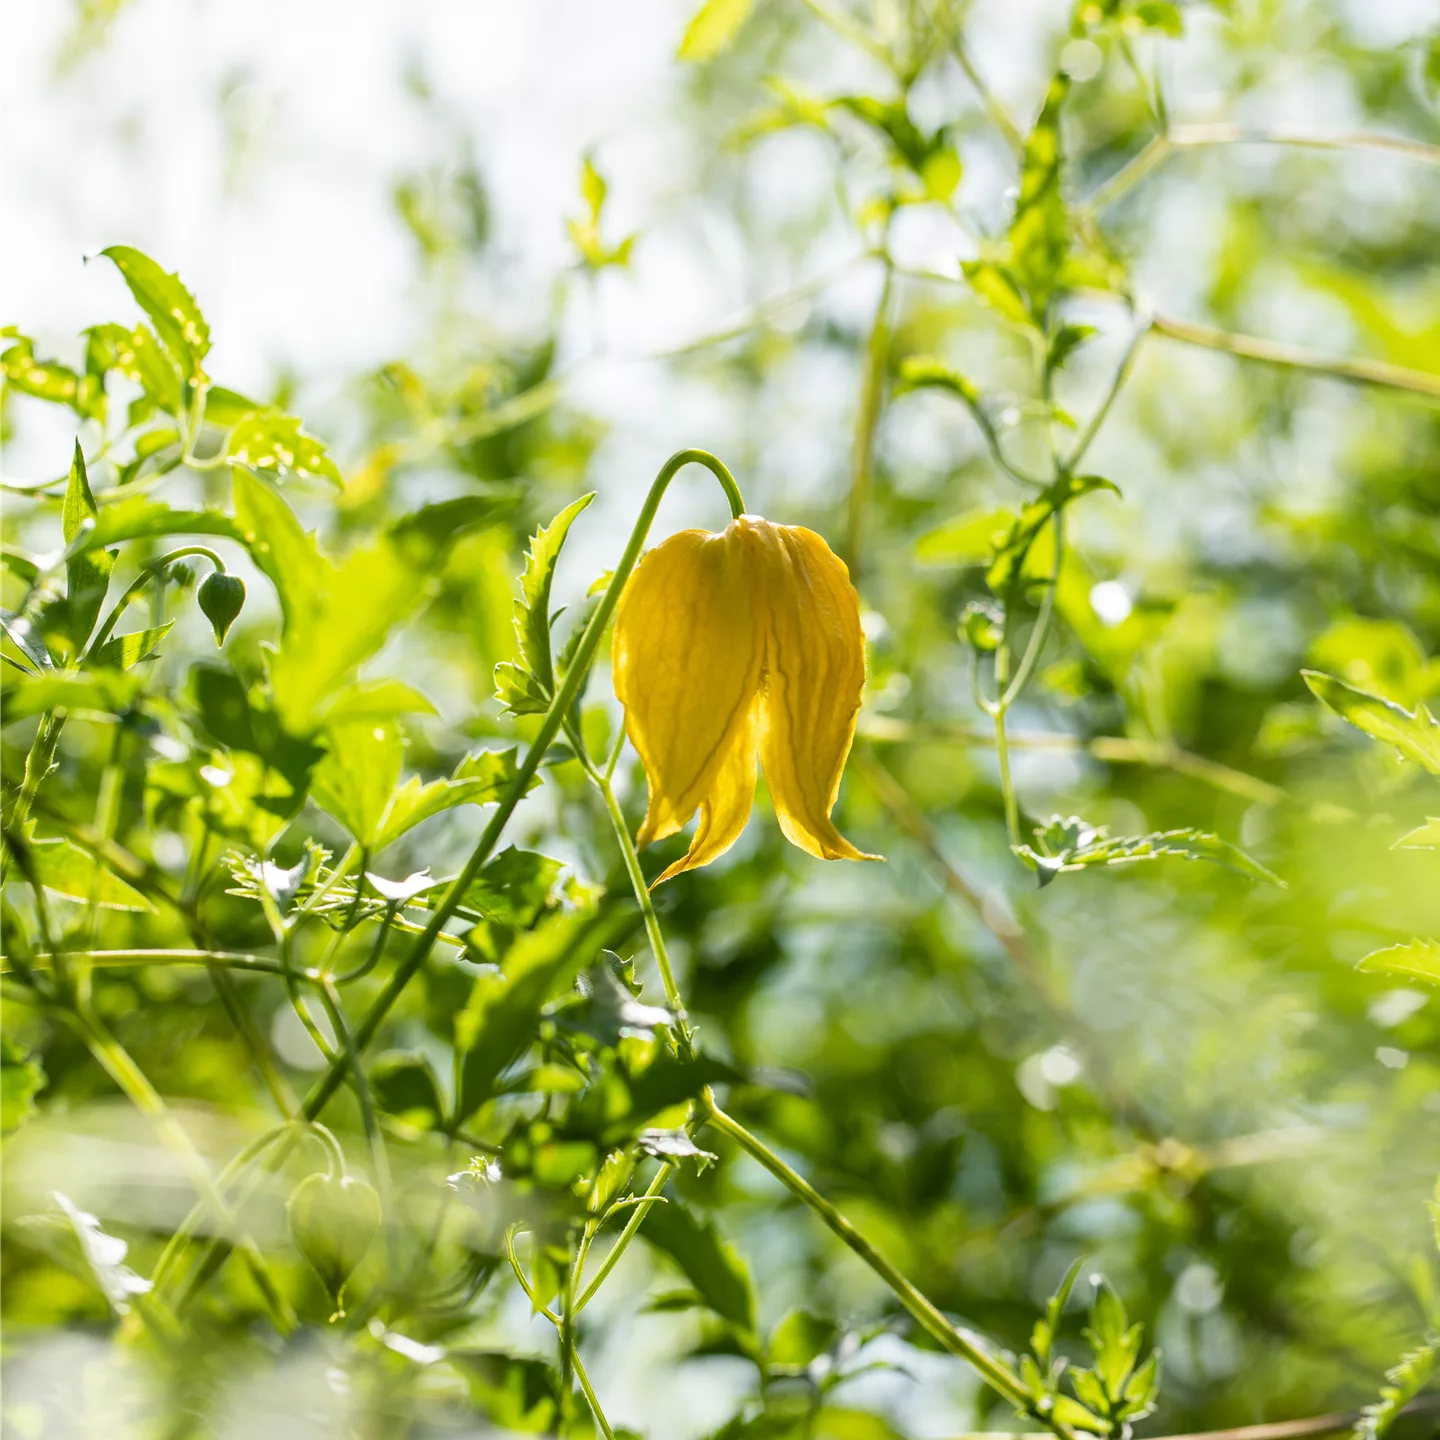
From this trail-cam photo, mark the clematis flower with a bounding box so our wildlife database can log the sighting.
[612,513,880,884]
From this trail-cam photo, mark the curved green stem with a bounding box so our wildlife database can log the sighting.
[177,449,746,1306]
[83,545,226,660]
[701,1097,1070,1434]
[576,1162,675,1311]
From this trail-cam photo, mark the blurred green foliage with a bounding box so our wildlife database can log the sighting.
[4,0,1440,1436]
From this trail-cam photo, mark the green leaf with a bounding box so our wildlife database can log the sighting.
[1008,74,1071,319]
[456,846,564,928]
[360,751,532,854]
[1303,670,1440,774]
[90,622,174,671]
[100,246,210,381]
[1395,818,1440,849]
[678,0,756,61]
[203,385,264,427]
[321,679,437,725]
[64,442,114,650]
[1355,1342,1436,1440]
[455,908,615,1123]
[311,721,405,847]
[988,472,1118,595]
[1356,939,1440,988]
[232,468,328,629]
[28,836,155,911]
[1,336,101,419]
[1014,815,1283,888]
[914,508,1011,565]
[388,494,512,565]
[1,1038,45,1133]
[1,670,142,722]
[83,322,183,414]
[62,495,247,556]
[494,660,552,716]
[517,493,595,693]
[1,610,55,673]
[769,1309,838,1368]
[960,260,1034,329]
[895,354,980,407]
[642,1198,756,1333]
[370,1050,445,1130]
[227,409,342,487]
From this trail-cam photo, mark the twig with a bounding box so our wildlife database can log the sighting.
[1151,313,1440,403]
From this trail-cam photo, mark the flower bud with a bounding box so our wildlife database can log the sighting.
[197,571,245,646]
[287,1170,381,1319]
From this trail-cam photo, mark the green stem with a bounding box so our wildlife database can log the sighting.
[69,1006,296,1332]
[845,260,894,575]
[568,721,686,1028]
[83,546,226,660]
[0,713,66,885]
[576,1162,675,1311]
[701,1097,1071,1434]
[573,1350,618,1440]
[1151,313,1440,402]
[178,448,746,1304]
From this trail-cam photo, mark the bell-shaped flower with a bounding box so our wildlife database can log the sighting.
[612,513,880,884]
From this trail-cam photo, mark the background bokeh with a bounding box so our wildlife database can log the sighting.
[4,0,1440,1435]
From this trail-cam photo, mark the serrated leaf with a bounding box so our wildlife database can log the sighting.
[101,245,210,381]
[454,907,614,1123]
[1304,670,1440,774]
[678,0,756,60]
[642,1199,755,1333]
[1,1039,45,1133]
[1014,815,1282,888]
[494,659,552,716]
[84,322,183,414]
[64,443,114,650]
[90,622,173,671]
[515,494,595,694]
[456,846,564,928]
[227,409,342,487]
[311,721,405,847]
[1355,1342,1436,1440]
[1356,939,1440,988]
[1,336,101,419]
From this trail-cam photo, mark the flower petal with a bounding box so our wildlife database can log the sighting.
[651,703,758,885]
[751,520,879,862]
[612,526,764,849]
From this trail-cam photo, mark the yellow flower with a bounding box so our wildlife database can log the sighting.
[612,513,880,884]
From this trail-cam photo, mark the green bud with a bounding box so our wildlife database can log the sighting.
[197,571,245,646]
[287,1170,381,1319]
[960,600,1003,653]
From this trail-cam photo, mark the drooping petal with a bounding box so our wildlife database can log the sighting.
[749,520,878,862]
[612,526,764,850]
[651,702,758,886]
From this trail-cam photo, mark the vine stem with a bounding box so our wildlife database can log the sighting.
[63,1004,296,1331]
[575,1162,675,1310]
[846,259,894,576]
[700,1096,1069,1434]
[1150,313,1440,402]
[177,448,745,1307]
[574,692,1071,1435]
[0,712,66,885]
